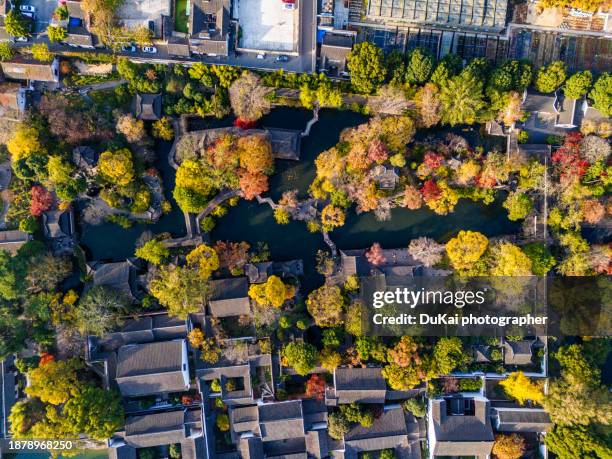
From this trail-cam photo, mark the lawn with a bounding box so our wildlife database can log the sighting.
[174,0,189,34]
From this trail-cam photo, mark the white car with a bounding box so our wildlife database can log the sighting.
[19,4,36,12]
[256,53,265,59]
[14,36,28,42]
[142,46,157,53]
[21,11,35,18]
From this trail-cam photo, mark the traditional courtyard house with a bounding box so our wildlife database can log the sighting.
[326,367,387,406]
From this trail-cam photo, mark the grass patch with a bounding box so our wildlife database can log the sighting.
[174,0,189,33]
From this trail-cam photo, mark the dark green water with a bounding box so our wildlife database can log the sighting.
[79,107,519,287]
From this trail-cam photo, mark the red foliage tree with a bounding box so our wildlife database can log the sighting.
[474,172,497,189]
[305,374,326,401]
[234,118,257,130]
[423,151,444,170]
[421,179,442,201]
[30,185,54,217]
[552,133,588,182]
[239,170,269,200]
[39,353,55,366]
[214,240,251,271]
[367,139,389,163]
[365,242,386,266]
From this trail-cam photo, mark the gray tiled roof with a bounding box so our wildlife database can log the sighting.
[495,408,552,433]
[333,367,387,404]
[239,437,264,459]
[0,58,58,82]
[90,261,134,299]
[345,407,407,442]
[258,401,305,441]
[134,93,162,120]
[209,277,251,317]
[522,91,556,113]
[431,398,494,457]
[116,340,188,396]
[503,340,533,366]
[124,410,186,447]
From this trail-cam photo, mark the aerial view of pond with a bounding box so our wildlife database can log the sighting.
[79,107,519,283]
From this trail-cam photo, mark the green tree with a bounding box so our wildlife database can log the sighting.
[382,363,423,390]
[4,9,30,37]
[402,398,426,417]
[186,244,219,278]
[135,239,170,265]
[282,342,318,375]
[149,265,209,318]
[306,284,345,327]
[75,286,129,336]
[439,73,486,126]
[152,116,175,140]
[430,54,462,86]
[98,148,135,186]
[327,411,349,440]
[534,61,567,93]
[589,72,611,117]
[347,42,387,94]
[462,57,490,82]
[405,48,434,84]
[431,337,471,375]
[31,43,53,62]
[563,70,592,100]
[522,242,555,276]
[545,425,612,459]
[47,25,67,43]
[62,386,124,439]
[0,42,14,61]
[503,191,533,221]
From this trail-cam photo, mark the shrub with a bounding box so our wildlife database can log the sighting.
[402,398,426,417]
[216,413,230,432]
[459,377,482,392]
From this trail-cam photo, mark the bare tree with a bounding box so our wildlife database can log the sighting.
[415,83,441,128]
[367,85,412,115]
[408,237,444,267]
[229,72,271,122]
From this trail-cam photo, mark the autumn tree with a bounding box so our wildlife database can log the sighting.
[403,185,423,209]
[382,363,424,390]
[4,9,29,37]
[239,170,269,200]
[367,85,411,115]
[237,135,274,174]
[500,372,543,405]
[26,358,82,405]
[98,148,135,186]
[116,114,145,143]
[152,116,175,140]
[445,230,489,272]
[214,240,250,272]
[492,434,526,459]
[408,237,444,267]
[431,337,471,376]
[135,239,169,265]
[186,244,219,278]
[229,72,271,122]
[47,25,67,43]
[26,253,71,293]
[306,284,345,327]
[149,265,209,318]
[387,337,422,367]
[305,374,326,400]
[415,83,442,128]
[0,42,14,61]
[29,186,53,217]
[248,275,295,308]
[581,199,605,224]
[503,191,533,221]
[365,242,386,266]
[522,242,556,276]
[347,42,387,94]
[321,205,345,230]
[498,91,525,127]
[31,43,53,62]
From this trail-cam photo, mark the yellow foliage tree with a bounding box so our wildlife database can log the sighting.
[445,230,489,271]
[499,371,543,405]
[7,125,44,161]
[248,275,295,307]
[186,244,219,279]
[98,148,134,187]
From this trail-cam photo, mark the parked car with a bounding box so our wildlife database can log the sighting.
[283,3,295,9]
[14,36,28,42]
[122,44,137,52]
[275,55,289,62]
[19,5,35,13]
[21,11,35,19]
[256,53,265,59]
[142,46,157,53]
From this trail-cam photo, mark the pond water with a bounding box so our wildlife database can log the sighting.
[79,107,519,289]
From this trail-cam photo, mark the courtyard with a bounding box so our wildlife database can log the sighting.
[234,0,298,53]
